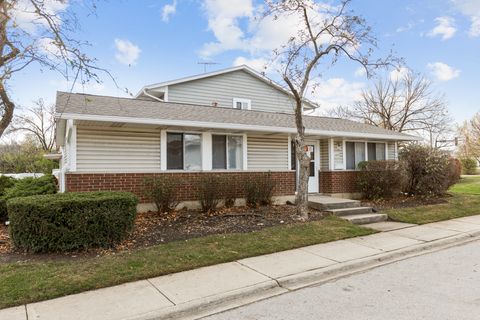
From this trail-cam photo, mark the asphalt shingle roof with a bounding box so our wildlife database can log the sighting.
[55,92,417,140]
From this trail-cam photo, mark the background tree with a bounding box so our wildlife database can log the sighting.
[8,99,55,152]
[331,71,452,147]
[0,0,104,138]
[266,0,395,219]
[0,136,56,173]
[457,112,480,162]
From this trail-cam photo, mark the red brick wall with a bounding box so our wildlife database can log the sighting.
[66,171,296,203]
[319,171,360,194]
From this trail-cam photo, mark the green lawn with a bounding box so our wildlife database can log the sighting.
[450,175,480,195]
[0,216,374,310]
[387,175,480,225]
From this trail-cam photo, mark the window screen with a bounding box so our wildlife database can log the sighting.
[167,133,183,170]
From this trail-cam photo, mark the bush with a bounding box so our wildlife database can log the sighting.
[0,176,15,222]
[357,160,406,200]
[223,178,237,208]
[196,175,223,213]
[461,158,478,175]
[8,191,138,253]
[143,176,179,213]
[244,173,275,208]
[447,158,462,188]
[0,176,15,195]
[400,144,451,197]
[0,175,57,222]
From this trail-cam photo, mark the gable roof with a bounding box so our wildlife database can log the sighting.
[135,65,317,109]
[56,92,419,142]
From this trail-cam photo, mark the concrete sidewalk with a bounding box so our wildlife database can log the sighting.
[3,215,480,320]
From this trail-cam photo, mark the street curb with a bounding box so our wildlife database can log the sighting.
[277,231,480,290]
[129,280,287,320]
[143,232,480,320]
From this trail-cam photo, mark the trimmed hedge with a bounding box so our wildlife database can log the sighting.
[0,176,15,222]
[8,192,138,253]
[0,175,57,222]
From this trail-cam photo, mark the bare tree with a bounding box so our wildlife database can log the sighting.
[8,99,55,151]
[266,0,395,219]
[457,113,480,161]
[331,72,452,145]
[0,0,105,138]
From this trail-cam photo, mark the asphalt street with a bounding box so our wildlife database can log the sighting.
[204,239,480,320]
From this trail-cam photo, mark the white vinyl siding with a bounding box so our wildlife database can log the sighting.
[247,134,289,170]
[167,70,296,113]
[388,142,397,160]
[76,127,161,172]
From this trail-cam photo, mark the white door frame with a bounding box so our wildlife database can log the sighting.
[305,140,319,193]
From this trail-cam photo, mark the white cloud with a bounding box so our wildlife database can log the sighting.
[389,67,409,81]
[233,56,270,72]
[354,67,366,77]
[469,16,480,37]
[451,0,480,37]
[199,0,335,58]
[428,16,457,40]
[161,0,177,23]
[114,39,141,66]
[11,0,69,33]
[199,0,254,57]
[308,78,365,110]
[427,62,460,81]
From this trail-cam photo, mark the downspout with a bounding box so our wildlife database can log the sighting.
[143,89,164,102]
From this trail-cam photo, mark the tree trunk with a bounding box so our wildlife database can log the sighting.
[292,94,310,221]
[294,134,310,220]
[0,81,15,138]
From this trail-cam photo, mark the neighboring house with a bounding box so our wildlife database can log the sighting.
[55,65,418,210]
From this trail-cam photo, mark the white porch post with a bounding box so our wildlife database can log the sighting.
[342,140,347,170]
[243,133,248,170]
[70,122,77,172]
[364,141,368,162]
[202,132,212,171]
[329,138,334,170]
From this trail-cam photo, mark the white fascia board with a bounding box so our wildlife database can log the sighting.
[57,112,420,142]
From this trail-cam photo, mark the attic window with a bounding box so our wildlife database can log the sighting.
[232,98,251,110]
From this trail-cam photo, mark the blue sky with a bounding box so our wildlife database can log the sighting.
[9,0,480,124]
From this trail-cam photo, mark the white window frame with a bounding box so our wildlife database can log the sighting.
[232,98,251,110]
[211,133,244,170]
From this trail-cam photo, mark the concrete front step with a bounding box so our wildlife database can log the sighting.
[341,213,388,225]
[308,196,361,211]
[326,207,373,217]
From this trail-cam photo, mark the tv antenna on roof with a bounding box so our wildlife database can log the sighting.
[198,61,220,73]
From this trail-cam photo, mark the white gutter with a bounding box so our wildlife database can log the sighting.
[55,112,421,141]
[142,89,164,102]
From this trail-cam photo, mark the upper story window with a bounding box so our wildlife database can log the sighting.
[212,135,243,170]
[232,98,251,110]
[167,132,202,170]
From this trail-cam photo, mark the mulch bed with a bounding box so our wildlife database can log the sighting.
[362,195,449,210]
[0,205,326,263]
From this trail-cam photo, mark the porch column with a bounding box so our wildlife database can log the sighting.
[202,132,212,171]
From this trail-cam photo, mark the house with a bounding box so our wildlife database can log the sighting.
[55,65,418,211]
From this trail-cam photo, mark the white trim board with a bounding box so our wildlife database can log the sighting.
[57,112,419,142]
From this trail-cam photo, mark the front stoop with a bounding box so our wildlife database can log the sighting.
[308,195,387,225]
